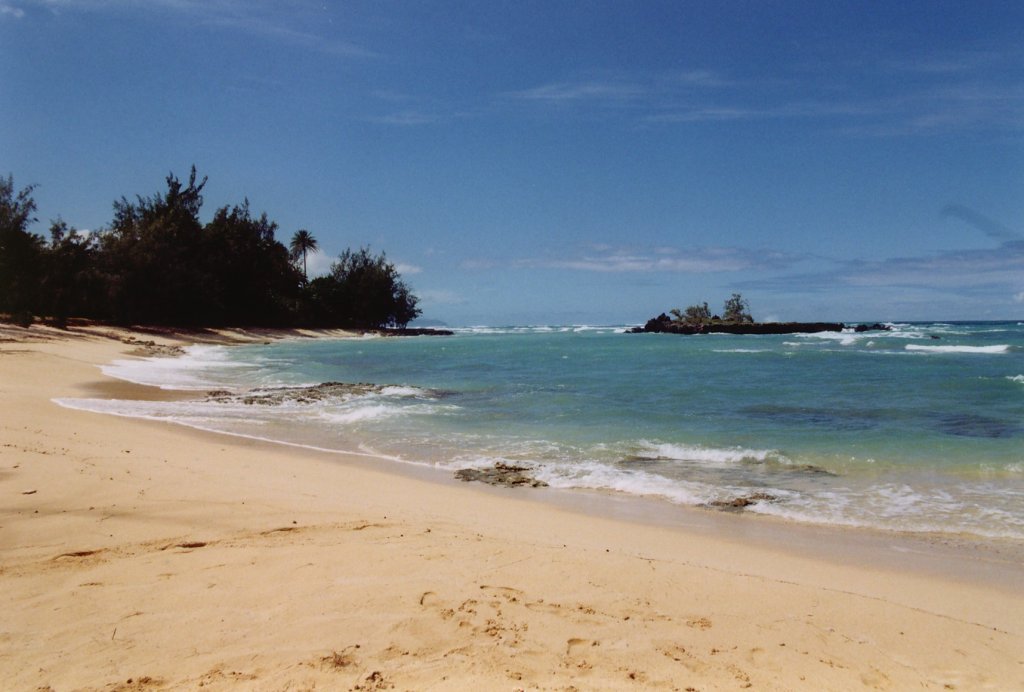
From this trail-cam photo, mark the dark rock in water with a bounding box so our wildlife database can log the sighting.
[629,314,844,335]
[706,492,778,512]
[626,314,671,333]
[789,464,837,476]
[853,323,892,332]
[374,327,454,337]
[206,381,401,406]
[455,462,549,488]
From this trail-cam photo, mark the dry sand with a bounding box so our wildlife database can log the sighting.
[1,322,1022,691]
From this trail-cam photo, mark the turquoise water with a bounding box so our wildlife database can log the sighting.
[59,322,1024,539]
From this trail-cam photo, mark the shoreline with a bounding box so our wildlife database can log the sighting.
[2,322,1023,689]
[69,325,1024,584]
[63,382,1024,595]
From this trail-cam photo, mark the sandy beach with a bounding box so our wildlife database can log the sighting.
[1,323,1022,691]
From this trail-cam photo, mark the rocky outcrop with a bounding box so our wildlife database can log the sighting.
[853,323,892,332]
[706,492,778,511]
[120,336,186,357]
[454,463,548,488]
[206,381,412,406]
[374,327,454,336]
[628,314,845,335]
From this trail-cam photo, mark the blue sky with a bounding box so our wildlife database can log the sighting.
[2,0,1022,325]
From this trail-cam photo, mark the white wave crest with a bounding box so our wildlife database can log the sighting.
[905,344,1010,354]
[100,344,253,390]
[451,324,624,335]
[792,331,860,346]
[636,441,780,466]
[318,404,400,424]
[378,385,433,398]
[534,461,711,505]
[1007,375,1024,384]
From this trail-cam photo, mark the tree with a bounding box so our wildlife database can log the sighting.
[307,247,420,328]
[671,302,711,326]
[99,166,210,324]
[0,174,44,322]
[203,201,302,325]
[289,229,318,281]
[723,293,753,323]
[1,168,425,329]
[43,219,102,327]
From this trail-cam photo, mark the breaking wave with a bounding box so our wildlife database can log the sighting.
[906,344,1011,354]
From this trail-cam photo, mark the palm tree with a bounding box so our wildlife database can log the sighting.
[289,229,318,282]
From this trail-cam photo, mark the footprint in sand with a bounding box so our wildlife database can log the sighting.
[479,584,524,601]
[54,549,100,559]
[566,637,599,656]
[175,541,208,549]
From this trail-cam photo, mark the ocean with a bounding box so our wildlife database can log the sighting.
[57,322,1024,541]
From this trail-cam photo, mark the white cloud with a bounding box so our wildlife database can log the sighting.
[505,46,1024,136]
[418,289,465,306]
[368,111,443,126]
[671,69,732,87]
[506,81,644,102]
[0,3,25,17]
[525,245,799,274]
[303,249,332,279]
[18,0,376,56]
[394,262,422,276]
[740,240,1024,299]
[1014,292,1024,303]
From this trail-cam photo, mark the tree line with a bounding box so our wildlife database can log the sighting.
[0,168,420,329]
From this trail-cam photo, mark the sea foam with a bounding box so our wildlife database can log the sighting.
[534,460,711,506]
[100,344,252,390]
[905,344,1010,354]
[635,442,781,466]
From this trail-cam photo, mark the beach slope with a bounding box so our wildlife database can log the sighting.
[1,324,1022,690]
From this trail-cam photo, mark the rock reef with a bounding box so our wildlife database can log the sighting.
[454,463,549,488]
[373,327,454,337]
[205,382,421,406]
[629,314,845,335]
[629,314,893,335]
[706,492,778,512]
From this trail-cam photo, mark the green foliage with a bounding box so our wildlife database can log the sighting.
[306,247,420,329]
[202,200,302,325]
[0,174,44,316]
[99,167,210,324]
[0,168,421,330]
[723,293,753,323]
[670,294,754,327]
[43,219,103,326]
[671,302,712,326]
[289,229,318,281]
